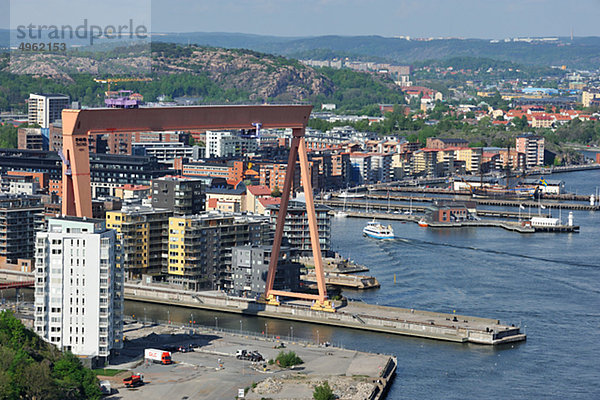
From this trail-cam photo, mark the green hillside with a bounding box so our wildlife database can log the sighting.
[0,310,101,400]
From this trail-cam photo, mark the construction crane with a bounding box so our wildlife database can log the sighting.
[60,105,334,312]
[93,77,153,93]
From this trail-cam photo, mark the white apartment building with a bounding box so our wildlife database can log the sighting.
[28,93,70,128]
[34,217,123,368]
[132,142,203,165]
[206,130,258,158]
[516,134,545,169]
[370,153,393,183]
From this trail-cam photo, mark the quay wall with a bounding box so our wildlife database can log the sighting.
[124,283,524,345]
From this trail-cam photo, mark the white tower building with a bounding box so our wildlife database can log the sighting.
[34,217,123,368]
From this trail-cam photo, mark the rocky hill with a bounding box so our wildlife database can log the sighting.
[152,43,334,102]
[1,43,404,110]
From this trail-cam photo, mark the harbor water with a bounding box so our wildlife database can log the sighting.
[126,169,600,399]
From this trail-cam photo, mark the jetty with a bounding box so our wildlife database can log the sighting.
[122,282,526,346]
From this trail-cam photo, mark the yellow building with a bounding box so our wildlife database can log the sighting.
[167,216,220,291]
[582,89,600,107]
[106,207,172,279]
[412,149,438,176]
[456,147,482,173]
[166,213,270,291]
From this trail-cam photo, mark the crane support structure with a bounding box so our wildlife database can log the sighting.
[61,105,333,310]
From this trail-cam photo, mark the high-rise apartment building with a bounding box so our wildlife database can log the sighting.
[151,176,204,215]
[267,201,331,257]
[231,245,301,297]
[516,134,545,169]
[206,130,258,158]
[34,217,123,368]
[166,212,271,291]
[106,206,173,279]
[0,194,44,263]
[28,93,70,128]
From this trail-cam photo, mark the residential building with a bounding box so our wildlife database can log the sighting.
[531,115,553,128]
[206,182,246,212]
[245,185,273,214]
[17,127,44,150]
[206,130,258,158]
[582,89,600,107]
[182,160,245,185]
[259,162,300,193]
[151,176,204,216]
[114,185,151,203]
[231,245,301,298]
[426,137,469,150]
[0,194,44,263]
[370,153,393,183]
[455,147,482,173]
[166,212,270,291]
[89,153,168,198]
[1,174,41,195]
[132,142,202,166]
[349,154,372,184]
[106,206,172,279]
[28,93,70,128]
[412,149,439,176]
[516,134,545,168]
[267,201,331,257]
[34,217,123,368]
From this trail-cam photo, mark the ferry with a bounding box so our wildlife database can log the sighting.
[363,220,394,239]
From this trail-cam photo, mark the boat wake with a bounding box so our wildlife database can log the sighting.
[393,237,600,269]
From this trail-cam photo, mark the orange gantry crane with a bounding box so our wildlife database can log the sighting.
[60,105,334,311]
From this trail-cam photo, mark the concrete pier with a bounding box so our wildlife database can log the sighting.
[123,283,526,346]
[302,271,381,289]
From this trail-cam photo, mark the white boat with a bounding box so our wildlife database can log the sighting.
[363,220,394,239]
[338,191,364,198]
[334,190,349,218]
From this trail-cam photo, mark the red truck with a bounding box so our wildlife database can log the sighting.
[144,348,173,365]
[123,373,144,388]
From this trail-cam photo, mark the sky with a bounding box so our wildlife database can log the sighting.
[2,0,600,39]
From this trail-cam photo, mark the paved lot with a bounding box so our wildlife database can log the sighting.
[103,323,391,400]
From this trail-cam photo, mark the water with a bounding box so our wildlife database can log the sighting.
[127,169,600,399]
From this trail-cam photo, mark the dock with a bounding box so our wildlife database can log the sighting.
[302,271,380,289]
[359,193,600,211]
[123,283,526,345]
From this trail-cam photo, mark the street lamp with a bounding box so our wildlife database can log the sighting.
[215,316,218,330]
[265,322,268,337]
[190,313,194,329]
[167,310,170,326]
[144,307,146,326]
[239,320,243,333]
[290,326,294,341]
[317,330,319,346]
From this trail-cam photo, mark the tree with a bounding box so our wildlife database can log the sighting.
[0,311,101,400]
[313,381,335,400]
[271,186,282,197]
[275,351,303,367]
